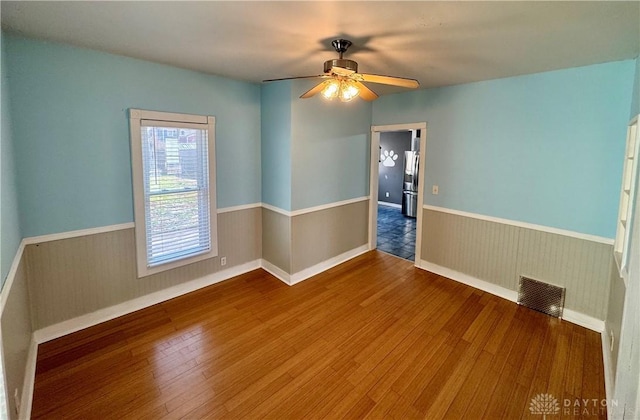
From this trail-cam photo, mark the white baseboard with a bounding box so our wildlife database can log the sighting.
[601,329,615,419]
[14,251,610,418]
[33,259,261,344]
[33,244,372,343]
[261,244,370,287]
[418,259,605,333]
[289,244,370,285]
[24,246,370,414]
[19,339,37,420]
[260,260,291,285]
[418,260,518,302]
[563,308,605,333]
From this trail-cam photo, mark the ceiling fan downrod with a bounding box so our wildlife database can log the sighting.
[331,39,352,59]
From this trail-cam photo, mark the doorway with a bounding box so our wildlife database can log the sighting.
[369,122,427,264]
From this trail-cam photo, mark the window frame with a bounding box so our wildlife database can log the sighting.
[614,114,639,282]
[129,109,218,278]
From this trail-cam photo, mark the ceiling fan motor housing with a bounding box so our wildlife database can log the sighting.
[324,59,358,74]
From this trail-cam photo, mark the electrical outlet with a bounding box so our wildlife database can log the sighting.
[432,185,439,195]
[14,388,20,415]
[220,256,227,266]
[385,192,390,198]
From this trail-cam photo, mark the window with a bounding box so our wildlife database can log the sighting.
[129,109,217,277]
[614,114,639,279]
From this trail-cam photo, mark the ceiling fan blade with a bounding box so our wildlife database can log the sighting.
[359,73,420,89]
[354,82,378,101]
[300,81,327,99]
[331,66,356,76]
[263,75,329,83]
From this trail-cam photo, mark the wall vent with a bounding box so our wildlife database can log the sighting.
[517,276,565,318]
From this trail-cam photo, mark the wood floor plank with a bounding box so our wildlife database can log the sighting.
[413,339,470,414]
[238,348,343,419]
[30,251,607,419]
[366,329,434,402]
[444,350,494,418]
[565,328,586,399]
[421,307,500,418]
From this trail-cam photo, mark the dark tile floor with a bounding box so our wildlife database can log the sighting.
[376,204,417,261]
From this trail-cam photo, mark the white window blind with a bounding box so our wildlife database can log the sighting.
[141,123,211,266]
[130,110,217,277]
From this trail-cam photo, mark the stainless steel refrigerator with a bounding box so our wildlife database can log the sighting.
[402,151,419,218]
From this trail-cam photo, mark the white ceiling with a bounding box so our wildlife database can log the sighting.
[2,1,639,95]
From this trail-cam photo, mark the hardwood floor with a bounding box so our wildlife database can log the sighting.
[31,251,607,419]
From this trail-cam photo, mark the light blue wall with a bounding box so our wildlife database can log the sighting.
[4,33,636,239]
[261,81,292,210]
[373,60,635,238]
[291,79,372,210]
[631,57,640,119]
[260,79,371,211]
[5,34,261,237]
[0,32,22,286]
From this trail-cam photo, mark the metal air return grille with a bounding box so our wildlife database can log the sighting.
[517,276,566,318]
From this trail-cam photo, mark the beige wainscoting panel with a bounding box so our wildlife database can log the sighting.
[261,207,291,273]
[291,200,368,273]
[1,256,32,419]
[26,208,262,330]
[516,228,612,320]
[421,207,613,319]
[421,208,519,290]
[217,207,262,267]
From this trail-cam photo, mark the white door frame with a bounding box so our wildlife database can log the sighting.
[369,122,427,265]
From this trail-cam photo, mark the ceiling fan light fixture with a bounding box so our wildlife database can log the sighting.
[321,79,360,102]
[339,80,360,102]
[321,80,340,99]
[264,38,419,102]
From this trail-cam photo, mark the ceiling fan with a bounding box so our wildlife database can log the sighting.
[263,39,420,102]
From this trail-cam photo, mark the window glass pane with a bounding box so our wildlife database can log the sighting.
[140,125,211,266]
